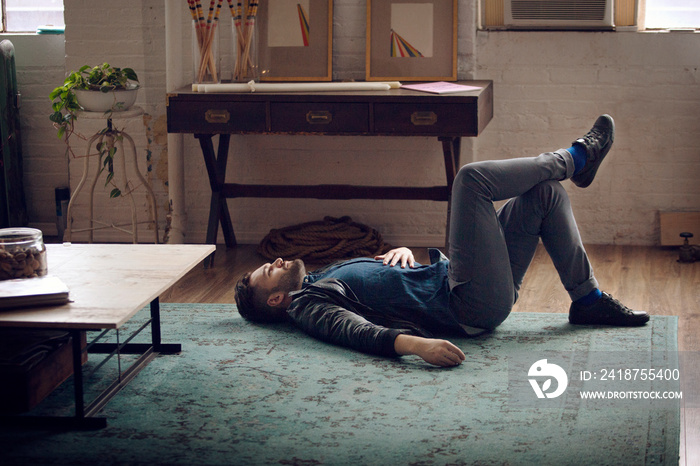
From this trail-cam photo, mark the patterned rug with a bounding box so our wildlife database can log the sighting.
[0,304,680,465]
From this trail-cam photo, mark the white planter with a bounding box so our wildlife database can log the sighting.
[74,87,139,113]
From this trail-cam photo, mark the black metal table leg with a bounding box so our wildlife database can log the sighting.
[150,297,180,354]
[71,328,85,419]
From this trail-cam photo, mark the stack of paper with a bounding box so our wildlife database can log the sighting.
[0,276,70,310]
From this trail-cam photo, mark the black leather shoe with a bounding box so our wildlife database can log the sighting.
[569,292,650,326]
[570,114,615,188]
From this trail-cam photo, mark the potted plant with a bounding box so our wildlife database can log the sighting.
[49,64,140,198]
[49,63,139,139]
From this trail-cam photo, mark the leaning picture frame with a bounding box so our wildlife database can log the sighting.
[258,0,333,81]
[366,0,458,82]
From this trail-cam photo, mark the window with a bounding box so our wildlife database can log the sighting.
[481,0,700,30]
[2,0,64,33]
[644,0,700,29]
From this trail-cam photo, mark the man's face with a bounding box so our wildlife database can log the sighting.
[249,258,306,302]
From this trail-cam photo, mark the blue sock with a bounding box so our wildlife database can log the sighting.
[566,144,587,175]
[576,288,602,306]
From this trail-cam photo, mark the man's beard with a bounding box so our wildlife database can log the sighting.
[276,259,306,295]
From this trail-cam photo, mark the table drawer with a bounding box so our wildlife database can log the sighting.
[373,103,479,136]
[270,102,369,133]
[167,100,267,133]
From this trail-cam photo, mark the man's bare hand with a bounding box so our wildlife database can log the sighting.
[375,247,415,269]
[394,334,466,367]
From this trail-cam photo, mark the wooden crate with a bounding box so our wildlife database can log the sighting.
[0,330,86,414]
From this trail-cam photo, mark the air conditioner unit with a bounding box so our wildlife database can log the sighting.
[504,0,614,30]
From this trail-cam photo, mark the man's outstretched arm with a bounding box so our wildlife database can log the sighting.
[288,290,405,358]
[287,281,466,367]
[394,334,466,367]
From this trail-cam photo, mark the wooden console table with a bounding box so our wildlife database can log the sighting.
[166,81,493,260]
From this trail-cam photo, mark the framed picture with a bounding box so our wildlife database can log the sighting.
[258,0,333,81]
[366,0,458,82]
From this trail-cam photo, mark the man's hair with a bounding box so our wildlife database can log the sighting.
[234,272,288,324]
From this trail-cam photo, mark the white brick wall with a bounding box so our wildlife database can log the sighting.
[474,31,700,245]
[13,1,700,247]
[7,34,67,237]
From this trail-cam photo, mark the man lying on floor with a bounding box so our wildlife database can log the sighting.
[234,115,649,367]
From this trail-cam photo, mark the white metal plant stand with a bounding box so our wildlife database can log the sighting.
[65,107,159,243]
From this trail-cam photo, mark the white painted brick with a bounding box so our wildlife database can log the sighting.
[548,67,599,85]
[11,0,700,247]
[502,67,551,85]
[477,29,700,245]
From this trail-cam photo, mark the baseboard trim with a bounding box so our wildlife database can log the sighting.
[187,229,446,249]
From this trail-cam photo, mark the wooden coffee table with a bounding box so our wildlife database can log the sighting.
[0,243,215,429]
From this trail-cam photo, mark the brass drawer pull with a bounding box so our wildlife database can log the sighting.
[306,110,333,124]
[205,109,230,124]
[411,111,437,126]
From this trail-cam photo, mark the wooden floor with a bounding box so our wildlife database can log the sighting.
[161,243,699,466]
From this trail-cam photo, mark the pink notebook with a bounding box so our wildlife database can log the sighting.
[401,82,482,94]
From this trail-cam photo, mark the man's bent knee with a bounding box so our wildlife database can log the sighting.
[453,162,496,198]
[525,180,571,214]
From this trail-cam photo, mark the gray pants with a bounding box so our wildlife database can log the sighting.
[448,150,598,330]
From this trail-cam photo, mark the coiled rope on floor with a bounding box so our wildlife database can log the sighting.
[257,216,392,264]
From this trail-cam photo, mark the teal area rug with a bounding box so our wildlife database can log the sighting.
[0,304,679,466]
